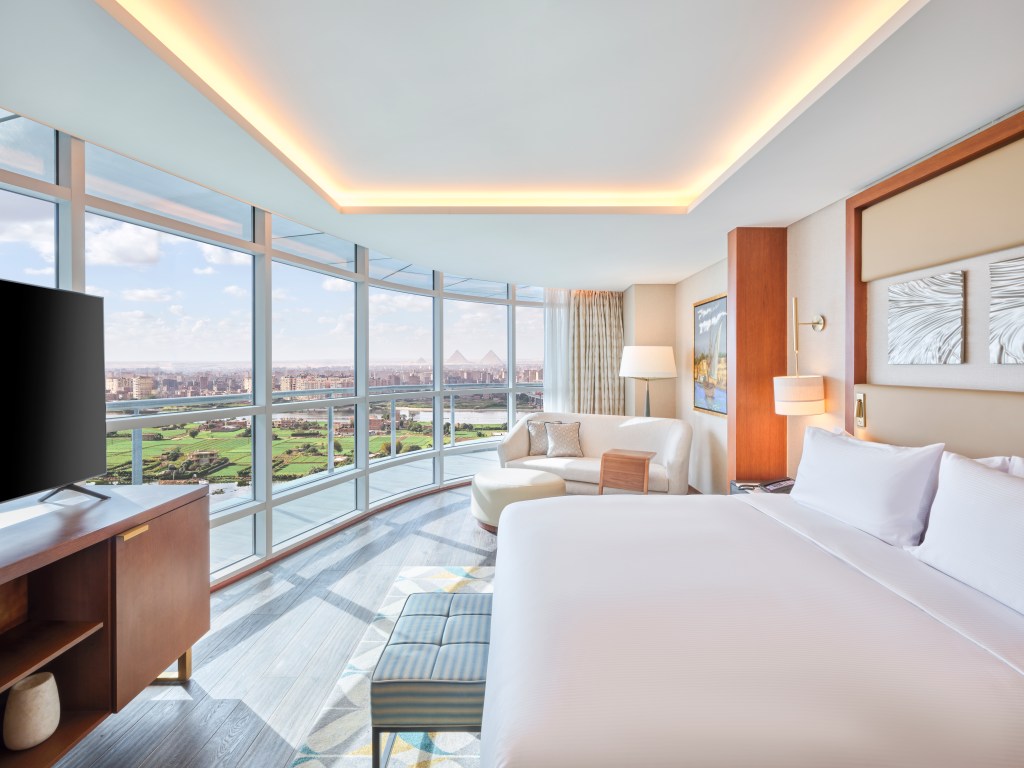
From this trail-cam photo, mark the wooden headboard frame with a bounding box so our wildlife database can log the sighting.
[844,110,1024,434]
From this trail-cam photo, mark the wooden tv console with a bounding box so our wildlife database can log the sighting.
[0,485,210,767]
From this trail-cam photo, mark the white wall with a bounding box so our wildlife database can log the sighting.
[785,199,847,474]
[674,260,728,494]
[623,284,677,418]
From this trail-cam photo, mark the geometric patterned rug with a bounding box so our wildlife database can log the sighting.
[292,566,494,767]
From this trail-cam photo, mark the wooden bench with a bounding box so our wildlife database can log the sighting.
[370,592,492,767]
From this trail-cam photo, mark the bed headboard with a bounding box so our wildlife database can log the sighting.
[853,385,1024,458]
[846,112,1024,450]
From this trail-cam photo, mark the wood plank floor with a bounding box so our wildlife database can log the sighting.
[56,487,495,768]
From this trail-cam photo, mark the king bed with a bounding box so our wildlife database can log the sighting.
[480,430,1024,767]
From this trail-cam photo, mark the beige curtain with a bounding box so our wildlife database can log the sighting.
[570,290,625,414]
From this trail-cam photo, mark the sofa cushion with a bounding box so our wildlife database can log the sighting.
[506,456,669,493]
[546,422,583,457]
[527,420,559,456]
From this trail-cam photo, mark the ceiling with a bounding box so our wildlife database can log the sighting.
[2,0,1024,289]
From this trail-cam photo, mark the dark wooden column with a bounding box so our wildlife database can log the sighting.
[727,227,788,482]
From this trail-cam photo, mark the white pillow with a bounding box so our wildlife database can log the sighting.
[970,454,1011,472]
[914,453,1024,614]
[791,428,944,547]
[1010,456,1024,478]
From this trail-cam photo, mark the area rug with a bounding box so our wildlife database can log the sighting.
[293,566,493,767]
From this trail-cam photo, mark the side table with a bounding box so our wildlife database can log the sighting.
[598,449,657,494]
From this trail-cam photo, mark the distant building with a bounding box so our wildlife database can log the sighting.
[131,376,155,399]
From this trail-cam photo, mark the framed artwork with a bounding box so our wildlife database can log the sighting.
[887,271,964,364]
[990,254,1024,364]
[693,293,727,415]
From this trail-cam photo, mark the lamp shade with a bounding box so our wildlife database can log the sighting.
[619,346,677,379]
[773,375,825,416]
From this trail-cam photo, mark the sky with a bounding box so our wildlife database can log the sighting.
[0,185,543,371]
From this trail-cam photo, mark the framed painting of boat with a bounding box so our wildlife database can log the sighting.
[693,293,727,415]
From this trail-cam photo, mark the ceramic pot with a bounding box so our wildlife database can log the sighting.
[3,672,60,751]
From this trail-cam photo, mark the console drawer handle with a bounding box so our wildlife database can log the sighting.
[118,524,149,542]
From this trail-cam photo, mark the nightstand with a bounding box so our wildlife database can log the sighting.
[598,449,657,494]
[730,479,793,495]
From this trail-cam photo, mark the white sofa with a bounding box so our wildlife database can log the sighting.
[497,412,693,495]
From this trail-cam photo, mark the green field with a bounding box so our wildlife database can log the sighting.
[96,417,505,488]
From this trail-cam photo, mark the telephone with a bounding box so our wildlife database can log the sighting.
[759,478,795,494]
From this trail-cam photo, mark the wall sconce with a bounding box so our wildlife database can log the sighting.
[773,297,825,416]
[619,346,677,417]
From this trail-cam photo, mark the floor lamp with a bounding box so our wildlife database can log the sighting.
[620,346,677,417]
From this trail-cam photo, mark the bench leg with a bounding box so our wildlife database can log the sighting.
[372,727,398,768]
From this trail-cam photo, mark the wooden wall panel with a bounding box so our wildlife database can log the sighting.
[727,227,788,482]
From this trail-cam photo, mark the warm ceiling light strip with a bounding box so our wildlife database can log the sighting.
[99,0,924,215]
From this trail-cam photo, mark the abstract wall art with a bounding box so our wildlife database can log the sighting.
[990,254,1024,364]
[887,271,964,364]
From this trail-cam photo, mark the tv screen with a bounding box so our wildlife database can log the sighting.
[0,279,106,503]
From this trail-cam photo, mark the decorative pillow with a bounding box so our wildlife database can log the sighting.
[527,420,560,456]
[791,427,944,547]
[1010,456,1024,478]
[914,453,1024,614]
[545,422,583,458]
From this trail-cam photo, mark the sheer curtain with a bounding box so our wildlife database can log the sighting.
[543,288,572,412]
[570,290,625,414]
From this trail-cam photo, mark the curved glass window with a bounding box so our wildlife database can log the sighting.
[444,300,507,387]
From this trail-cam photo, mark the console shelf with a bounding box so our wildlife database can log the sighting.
[0,710,106,767]
[0,620,103,694]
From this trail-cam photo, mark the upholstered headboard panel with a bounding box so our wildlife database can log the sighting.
[853,384,1024,457]
[861,136,1024,281]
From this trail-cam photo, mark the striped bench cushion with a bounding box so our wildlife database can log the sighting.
[371,592,492,727]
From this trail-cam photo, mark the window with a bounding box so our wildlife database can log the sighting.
[515,306,543,384]
[444,393,508,446]
[445,273,507,299]
[272,406,354,491]
[369,458,434,504]
[272,262,354,398]
[210,516,256,574]
[0,189,55,287]
[0,110,55,182]
[444,447,500,482]
[444,300,507,387]
[271,215,356,271]
[368,251,433,290]
[85,214,253,414]
[273,481,358,548]
[93,417,254,510]
[86,145,253,240]
[515,284,544,302]
[368,286,433,392]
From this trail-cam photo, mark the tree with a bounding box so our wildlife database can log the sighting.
[188,429,200,438]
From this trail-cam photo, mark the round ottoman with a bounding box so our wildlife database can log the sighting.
[470,468,566,532]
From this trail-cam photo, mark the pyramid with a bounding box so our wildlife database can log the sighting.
[446,350,471,365]
[479,350,504,365]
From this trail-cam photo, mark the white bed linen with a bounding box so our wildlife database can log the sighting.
[481,494,1024,767]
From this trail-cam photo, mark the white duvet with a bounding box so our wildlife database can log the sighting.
[481,494,1024,767]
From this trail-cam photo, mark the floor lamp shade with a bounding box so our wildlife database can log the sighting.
[620,346,677,417]
[619,346,677,380]
[773,375,825,415]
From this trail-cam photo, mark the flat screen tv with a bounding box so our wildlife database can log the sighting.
[0,279,107,503]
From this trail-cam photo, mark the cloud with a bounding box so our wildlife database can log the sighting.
[223,285,248,298]
[0,202,55,261]
[122,288,172,302]
[85,218,161,266]
[201,243,250,266]
[169,304,185,317]
[193,266,216,275]
[23,266,54,276]
[369,290,430,315]
[272,288,293,301]
[85,285,109,297]
[322,278,352,293]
